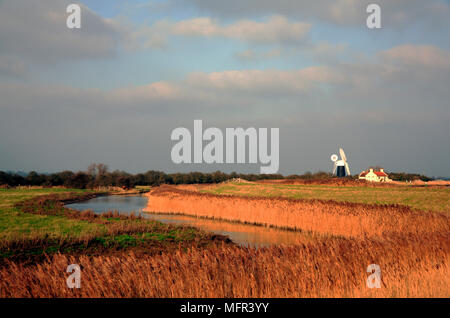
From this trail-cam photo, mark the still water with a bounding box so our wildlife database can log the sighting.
[66,195,310,248]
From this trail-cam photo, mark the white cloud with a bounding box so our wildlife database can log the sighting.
[184,67,342,97]
[120,15,310,54]
[171,15,310,45]
[7,44,443,107]
[308,43,348,63]
[234,48,282,61]
[2,44,449,175]
[380,45,450,68]
[0,0,124,64]
[110,82,181,103]
[122,20,170,50]
[183,0,450,27]
[2,44,448,109]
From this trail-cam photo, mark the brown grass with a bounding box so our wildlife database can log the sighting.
[144,186,450,239]
[1,233,448,298]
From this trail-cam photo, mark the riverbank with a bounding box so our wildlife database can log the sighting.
[144,185,450,238]
[204,181,450,213]
[68,194,328,247]
[0,188,231,265]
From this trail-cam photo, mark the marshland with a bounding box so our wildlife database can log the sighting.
[0,177,449,297]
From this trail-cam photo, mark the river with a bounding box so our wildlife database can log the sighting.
[66,195,312,248]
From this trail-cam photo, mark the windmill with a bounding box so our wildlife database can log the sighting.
[331,148,351,177]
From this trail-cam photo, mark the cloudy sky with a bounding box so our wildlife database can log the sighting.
[0,0,449,177]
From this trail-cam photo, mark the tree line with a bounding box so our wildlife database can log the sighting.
[387,172,433,182]
[0,163,433,189]
[0,163,284,189]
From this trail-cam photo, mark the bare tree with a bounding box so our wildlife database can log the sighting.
[96,163,108,176]
[87,163,97,177]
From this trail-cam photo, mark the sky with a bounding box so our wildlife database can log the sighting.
[0,0,449,177]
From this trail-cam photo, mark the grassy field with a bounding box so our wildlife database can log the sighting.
[0,188,103,240]
[0,188,221,264]
[202,183,450,213]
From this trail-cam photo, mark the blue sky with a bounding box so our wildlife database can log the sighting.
[0,0,449,177]
[33,0,450,90]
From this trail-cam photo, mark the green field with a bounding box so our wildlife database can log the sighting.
[203,183,450,213]
[0,188,213,261]
[0,188,105,240]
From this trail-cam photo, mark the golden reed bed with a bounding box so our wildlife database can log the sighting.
[1,235,448,297]
[144,186,449,239]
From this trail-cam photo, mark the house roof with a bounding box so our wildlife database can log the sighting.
[359,170,388,177]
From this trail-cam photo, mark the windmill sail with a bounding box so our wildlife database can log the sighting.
[344,162,351,176]
[339,148,347,162]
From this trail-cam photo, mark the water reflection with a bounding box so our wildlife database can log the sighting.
[67,195,148,214]
[66,195,312,248]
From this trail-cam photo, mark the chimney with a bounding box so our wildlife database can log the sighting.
[369,168,374,172]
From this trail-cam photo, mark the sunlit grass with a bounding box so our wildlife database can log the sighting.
[0,188,103,240]
[202,183,450,213]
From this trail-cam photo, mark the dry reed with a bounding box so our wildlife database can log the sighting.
[1,233,448,298]
[144,186,450,239]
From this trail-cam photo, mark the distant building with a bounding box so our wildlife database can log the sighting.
[359,168,391,182]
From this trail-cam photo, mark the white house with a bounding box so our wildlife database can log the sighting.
[359,168,391,182]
